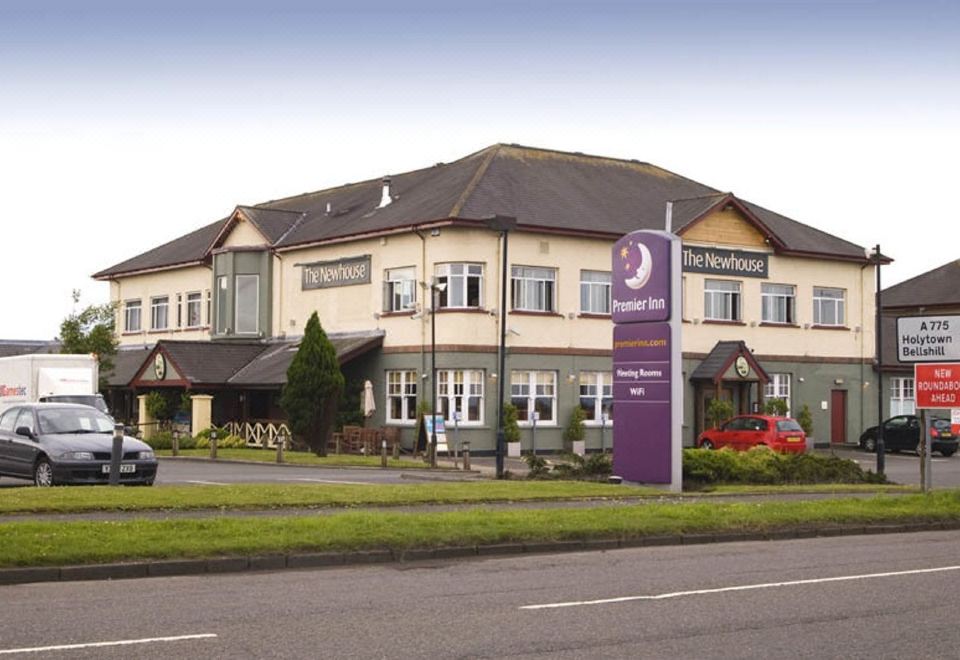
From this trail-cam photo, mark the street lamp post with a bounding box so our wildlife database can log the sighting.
[874,244,885,475]
[429,278,447,468]
[483,214,518,479]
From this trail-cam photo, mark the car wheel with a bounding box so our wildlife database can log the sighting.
[701,439,714,450]
[941,448,957,457]
[862,436,877,453]
[33,458,55,487]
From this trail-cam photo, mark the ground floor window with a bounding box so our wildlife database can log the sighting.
[511,370,557,424]
[579,372,612,424]
[437,369,484,424]
[890,377,915,416]
[386,370,418,424]
[764,373,791,415]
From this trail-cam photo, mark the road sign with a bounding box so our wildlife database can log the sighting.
[897,315,960,363]
[914,363,960,409]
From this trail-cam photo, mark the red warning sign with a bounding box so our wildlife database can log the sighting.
[915,363,960,409]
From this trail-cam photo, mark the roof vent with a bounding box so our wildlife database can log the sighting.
[378,177,393,208]
[325,202,332,215]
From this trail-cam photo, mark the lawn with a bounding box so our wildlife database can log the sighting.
[1,491,958,568]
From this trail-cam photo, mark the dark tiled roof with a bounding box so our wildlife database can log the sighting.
[159,341,272,385]
[95,144,873,279]
[229,331,384,386]
[882,259,960,309]
[94,218,228,279]
[236,207,305,245]
[0,340,61,358]
[690,341,745,381]
[108,346,154,386]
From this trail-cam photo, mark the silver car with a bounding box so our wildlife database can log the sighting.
[0,403,157,486]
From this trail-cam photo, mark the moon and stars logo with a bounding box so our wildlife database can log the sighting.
[619,240,653,290]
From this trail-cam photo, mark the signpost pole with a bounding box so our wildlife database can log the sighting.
[875,244,884,475]
[919,408,928,493]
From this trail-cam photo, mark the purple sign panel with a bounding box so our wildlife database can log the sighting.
[612,322,673,483]
[611,232,672,324]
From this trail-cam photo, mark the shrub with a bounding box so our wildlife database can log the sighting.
[503,403,521,444]
[144,391,171,422]
[707,398,734,429]
[763,398,789,416]
[562,406,586,448]
[797,404,814,436]
[682,446,886,488]
[526,451,612,481]
[145,431,173,450]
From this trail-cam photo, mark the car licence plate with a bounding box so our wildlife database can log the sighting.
[786,437,802,442]
[101,464,136,474]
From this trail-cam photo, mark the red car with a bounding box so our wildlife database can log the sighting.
[697,415,807,454]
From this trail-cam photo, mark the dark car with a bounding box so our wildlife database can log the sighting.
[696,415,807,454]
[859,415,957,457]
[0,403,157,486]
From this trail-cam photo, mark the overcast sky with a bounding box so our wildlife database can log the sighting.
[1,0,957,339]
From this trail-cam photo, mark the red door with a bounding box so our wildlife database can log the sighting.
[830,390,847,444]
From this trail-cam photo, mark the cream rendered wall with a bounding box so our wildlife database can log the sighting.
[221,217,269,249]
[112,265,212,347]
[682,247,876,359]
[273,226,875,360]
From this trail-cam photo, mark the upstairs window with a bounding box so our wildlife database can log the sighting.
[235,274,260,335]
[761,284,796,324]
[150,296,169,330]
[436,263,483,309]
[580,270,611,315]
[124,300,142,333]
[511,266,556,313]
[216,276,229,334]
[814,287,845,326]
[704,279,741,321]
[186,292,202,328]
[384,267,416,313]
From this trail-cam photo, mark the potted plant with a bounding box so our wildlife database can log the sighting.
[503,402,521,457]
[563,406,586,455]
[797,403,815,448]
[706,397,734,430]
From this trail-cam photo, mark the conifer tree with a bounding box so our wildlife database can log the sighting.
[280,312,344,455]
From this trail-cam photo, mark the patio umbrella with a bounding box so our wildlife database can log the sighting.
[362,380,376,418]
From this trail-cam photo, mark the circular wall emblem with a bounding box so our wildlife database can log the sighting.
[154,353,167,380]
[735,355,749,379]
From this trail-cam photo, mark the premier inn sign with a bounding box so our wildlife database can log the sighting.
[300,255,372,290]
[682,246,768,278]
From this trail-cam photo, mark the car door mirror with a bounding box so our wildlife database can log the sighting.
[15,426,34,439]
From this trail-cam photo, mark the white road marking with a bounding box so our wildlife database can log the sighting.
[291,478,371,486]
[183,480,229,486]
[0,633,217,655]
[520,565,960,610]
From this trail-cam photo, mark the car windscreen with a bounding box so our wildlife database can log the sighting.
[37,408,114,434]
[41,395,109,414]
[776,420,803,432]
[933,419,952,431]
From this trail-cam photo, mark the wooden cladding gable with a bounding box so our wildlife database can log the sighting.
[682,207,767,248]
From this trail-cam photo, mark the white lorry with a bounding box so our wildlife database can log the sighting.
[0,354,107,414]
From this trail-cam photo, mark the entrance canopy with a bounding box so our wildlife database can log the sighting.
[690,340,769,385]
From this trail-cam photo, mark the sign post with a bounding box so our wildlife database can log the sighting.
[611,230,682,491]
[913,363,960,492]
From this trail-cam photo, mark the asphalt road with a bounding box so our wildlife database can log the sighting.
[831,446,960,488]
[2,530,960,658]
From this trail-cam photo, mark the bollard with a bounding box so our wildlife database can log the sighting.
[462,440,471,471]
[393,438,400,460]
[276,433,285,464]
[210,429,218,460]
[381,439,388,468]
[172,429,180,457]
[109,423,124,486]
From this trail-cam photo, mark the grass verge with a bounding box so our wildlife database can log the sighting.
[0,481,657,514]
[1,491,959,568]
[156,448,414,468]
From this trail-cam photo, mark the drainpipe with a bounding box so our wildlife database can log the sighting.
[413,228,428,385]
